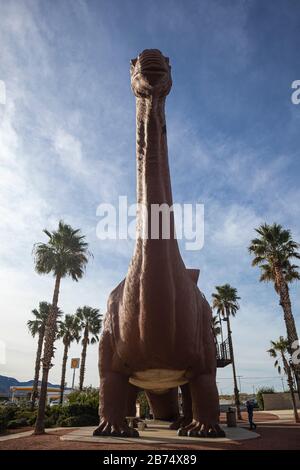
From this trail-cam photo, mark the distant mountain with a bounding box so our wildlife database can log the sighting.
[0,375,59,395]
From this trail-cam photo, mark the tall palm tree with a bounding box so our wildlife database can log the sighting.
[27,302,51,408]
[32,221,90,434]
[76,306,102,391]
[268,337,299,423]
[249,223,300,397]
[212,284,242,420]
[57,314,81,404]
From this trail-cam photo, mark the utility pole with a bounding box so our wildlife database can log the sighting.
[223,314,242,420]
[237,376,243,392]
[72,368,76,389]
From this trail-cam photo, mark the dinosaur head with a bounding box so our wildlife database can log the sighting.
[130,49,172,98]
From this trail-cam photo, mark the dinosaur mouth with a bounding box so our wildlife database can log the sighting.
[136,51,168,76]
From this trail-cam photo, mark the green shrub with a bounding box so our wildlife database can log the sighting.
[0,417,7,433]
[15,410,36,420]
[0,406,17,422]
[256,387,275,410]
[13,410,37,426]
[7,418,29,429]
[27,414,37,426]
[0,405,18,433]
[137,391,150,418]
[66,403,98,418]
[44,416,57,428]
[44,402,98,427]
[46,404,63,422]
[0,398,99,432]
[57,414,99,427]
[67,387,99,407]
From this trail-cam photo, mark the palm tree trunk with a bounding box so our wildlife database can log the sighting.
[282,353,299,423]
[275,264,300,399]
[34,274,61,435]
[59,342,69,404]
[30,328,45,410]
[79,327,88,391]
[226,312,242,420]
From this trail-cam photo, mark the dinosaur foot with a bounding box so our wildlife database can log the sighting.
[178,421,225,438]
[169,416,192,430]
[93,420,139,438]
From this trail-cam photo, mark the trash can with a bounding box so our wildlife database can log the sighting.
[226,407,237,427]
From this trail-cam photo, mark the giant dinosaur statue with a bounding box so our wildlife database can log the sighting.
[94,49,224,438]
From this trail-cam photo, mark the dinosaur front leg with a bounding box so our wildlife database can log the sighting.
[93,329,139,437]
[93,371,139,437]
[178,374,225,438]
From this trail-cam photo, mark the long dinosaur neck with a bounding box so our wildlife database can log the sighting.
[135,95,175,239]
[122,90,186,359]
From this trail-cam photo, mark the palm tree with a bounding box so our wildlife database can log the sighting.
[32,221,90,434]
[76,306,102,391]
[57,314,81,404]
[249,223,300,397]
[268,337,299,423]
[27,302,51,408]
[212,284,242,420]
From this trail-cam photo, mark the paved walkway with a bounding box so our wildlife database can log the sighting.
[60,423,259,444]
[1,410,297,444]
[265,409,300,421]
[0,427,76,442]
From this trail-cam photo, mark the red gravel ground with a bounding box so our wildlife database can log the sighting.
[1,413,299,450]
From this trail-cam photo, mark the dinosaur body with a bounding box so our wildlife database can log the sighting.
[94,50,224,438]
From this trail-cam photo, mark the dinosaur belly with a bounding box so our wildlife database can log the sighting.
[129,369,188,393]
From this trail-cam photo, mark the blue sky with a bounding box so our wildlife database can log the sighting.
[1,0,300,394]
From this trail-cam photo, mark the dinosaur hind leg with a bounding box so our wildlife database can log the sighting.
[178,373,225,438]
[169,383,193,430]
[127,383,139,416]
[146,388,179,421]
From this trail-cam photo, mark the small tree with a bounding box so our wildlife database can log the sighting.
[256,387,275,410]
[212,284,242,420]
[76,306,102,391]
[268,337,300,423]
[27,302,52,409]
[137,391,150,419]
[57,314,81,404]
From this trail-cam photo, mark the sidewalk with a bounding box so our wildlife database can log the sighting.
[0,427,77,442]
[263,409,300,423]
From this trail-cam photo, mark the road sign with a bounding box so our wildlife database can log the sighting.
[71,358,80,369]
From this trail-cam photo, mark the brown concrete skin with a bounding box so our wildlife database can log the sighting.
[93,49,223,439]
